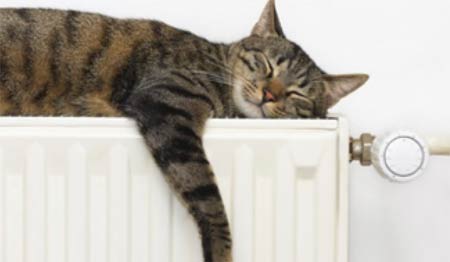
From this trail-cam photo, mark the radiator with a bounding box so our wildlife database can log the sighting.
[0,117,349,262]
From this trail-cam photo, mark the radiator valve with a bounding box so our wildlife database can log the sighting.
[350,133,375,166]
[352,130,450,182]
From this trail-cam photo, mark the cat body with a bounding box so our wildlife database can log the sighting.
[0,8,232,117]
[0,1,368,262]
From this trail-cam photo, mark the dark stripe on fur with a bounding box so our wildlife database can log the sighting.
[171,71,197,86]
[203,210,226,220]
[147,100,193,122]
[65,11,80,46]
[238,55,255,72]
[22,27,34,86]
[242,46,263,53]
[155,41,169,68]
[192,40,206,65]
[83,19,114,88]
[49,30,63,84]
[0,50,9,85]
[218,235,232,243]
[14,9,32,23]
[295,69,307,79]
[193,77,210,93]
[190,207,213,262]
[150,22,169,67]
[111,41,147,108]
[54,80,73,114]
[212,221,230,228]
[6,25,18,41]
[152,84,215,110]
[130,97,193,129]
[183,184,221,201]
[201,229,213,262]
[174,124,201,142]
[152,138,208,170]
[117,21,134,34]
[33,83,49,102]
[196,69,228,105]
[182,68,211,93]
[151,21,162,38]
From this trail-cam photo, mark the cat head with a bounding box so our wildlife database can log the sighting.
[229,0,368,118]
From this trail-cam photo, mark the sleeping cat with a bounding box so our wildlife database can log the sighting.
[0,0,368,261]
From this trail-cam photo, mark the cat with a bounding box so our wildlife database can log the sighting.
[0,0,368,261]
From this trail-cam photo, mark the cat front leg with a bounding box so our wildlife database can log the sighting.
[125,85,233,262]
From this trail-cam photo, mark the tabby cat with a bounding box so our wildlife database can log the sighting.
[0,0,368,261]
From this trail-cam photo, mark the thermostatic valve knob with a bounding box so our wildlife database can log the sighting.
[371,131,429,182]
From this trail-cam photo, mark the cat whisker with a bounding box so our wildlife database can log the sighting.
[243,85,257,95]
[273,107,287,117]
[242,89,254,98]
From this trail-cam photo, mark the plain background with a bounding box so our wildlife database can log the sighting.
[1,0,450,261]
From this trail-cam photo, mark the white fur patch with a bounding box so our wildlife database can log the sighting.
[233,80,264,118]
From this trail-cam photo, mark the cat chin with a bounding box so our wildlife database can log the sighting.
[240,103,265,118]
[233,83,265,118]
[234,95,264,118]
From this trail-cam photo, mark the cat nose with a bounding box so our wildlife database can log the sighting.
[263,88,276,103]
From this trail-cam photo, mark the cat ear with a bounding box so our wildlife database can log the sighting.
[251,0,285,38]
[321,74,369,108]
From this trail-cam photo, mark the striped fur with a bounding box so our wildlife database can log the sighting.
[0,1,368,261]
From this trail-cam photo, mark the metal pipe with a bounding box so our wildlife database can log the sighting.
[426,136,450,156]
[350,133,375,166]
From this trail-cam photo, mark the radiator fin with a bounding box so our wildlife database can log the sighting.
[67,144,88,262]
[232,145,255,262]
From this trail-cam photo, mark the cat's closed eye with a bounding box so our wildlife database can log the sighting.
[254,53,274,79]
[299,81,309,88]
[286,90,307,98]
[276,56,288,66]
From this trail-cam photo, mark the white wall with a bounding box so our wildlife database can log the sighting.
[1,0,450,261]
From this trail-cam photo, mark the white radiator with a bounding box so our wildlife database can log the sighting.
[0,117,349,262]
